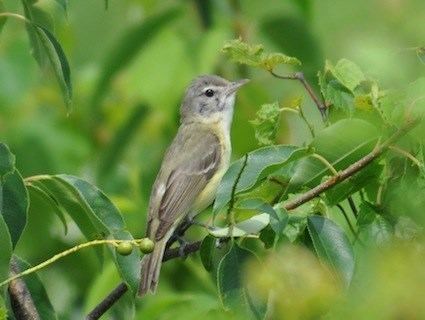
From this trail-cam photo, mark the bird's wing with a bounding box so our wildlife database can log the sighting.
[146,126,221,241]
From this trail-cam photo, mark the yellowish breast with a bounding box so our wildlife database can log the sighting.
[190,122,231,216]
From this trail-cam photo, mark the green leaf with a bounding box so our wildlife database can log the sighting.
[1,170,28,248]
[54,0,67,13]
[214,145,309,214]
[217,243,259,315]
[26,175,139,293]
[332,59,366,92]
[33,25,72,111]
[209,213,270,238]
[0,143,15,178]
[0,0,7,35]
[237,198,288,235]
[19,2,72,111]
[290,119,380,190]
[307,215,355,287]
[222,38,301,71]
[91,8,181,112]
[0,216,12,283]
[200,235,216,272]
[357,203,392,245]
[26,183,68,234]
[11,256,57,319]
[0,143,28,249]
[111,230,139,294]
[250,102,281,146]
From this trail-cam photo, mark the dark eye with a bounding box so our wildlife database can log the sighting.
[205,89,215,97]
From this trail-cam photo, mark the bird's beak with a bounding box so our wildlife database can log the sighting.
[226,79,250,95]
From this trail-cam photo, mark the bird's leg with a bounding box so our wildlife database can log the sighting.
[165,216,194,250]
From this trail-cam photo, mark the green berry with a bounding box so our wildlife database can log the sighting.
[116,242,133,256]
[139,238,155,254]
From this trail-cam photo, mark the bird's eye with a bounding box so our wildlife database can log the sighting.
[204,89,215,97]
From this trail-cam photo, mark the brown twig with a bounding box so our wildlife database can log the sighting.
[270,71,327,120]
[283,118,418,210]
[85,241,201,320]
[8,258,40,320]
[87,118,418,320]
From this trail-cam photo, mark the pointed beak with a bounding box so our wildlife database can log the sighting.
[226,78,250,95]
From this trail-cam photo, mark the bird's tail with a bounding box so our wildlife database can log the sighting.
[138,240,166,296]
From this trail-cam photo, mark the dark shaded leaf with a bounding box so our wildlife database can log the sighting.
[34,25,72,110]
[357,203,392,245]
[0,216,12,283]
[1,170,28,248]
[307,215,355,287]
[217,243,261,317]
[12,256,57,319]
[214,145,309,214]
[91,8,181,112]
[0,143,15,178]
[0,0,7,34]
[200,235,216,272]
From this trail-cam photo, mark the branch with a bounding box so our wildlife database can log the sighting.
[85,241,201,320]
[8,258,40,320]
[270,71,327,119]
[283,118,418,210]
[87,118,418,320]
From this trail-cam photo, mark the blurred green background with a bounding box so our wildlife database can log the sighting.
[1,0,424,319]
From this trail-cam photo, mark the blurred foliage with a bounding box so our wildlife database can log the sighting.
[0,0,425,319]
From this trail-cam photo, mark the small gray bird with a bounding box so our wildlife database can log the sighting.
[139,75,248,296]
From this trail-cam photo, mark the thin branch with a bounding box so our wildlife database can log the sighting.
[87,118,418,319]
[85,241,201,320]
[347,197,358,217]
[283,118,418,210]
[8,258,40,320]
[270,71,327,120]
[388,145,423,167]
[336,204,356,236]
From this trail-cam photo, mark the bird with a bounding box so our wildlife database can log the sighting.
[138,75,249,296]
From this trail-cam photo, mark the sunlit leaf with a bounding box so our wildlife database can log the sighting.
[237,198,288,235]
[307,215,355,287]
[214,145,309,215]
[222,38,300,71]
[331,59,365,92]
[209,213,270,238]
[250,101,281,146]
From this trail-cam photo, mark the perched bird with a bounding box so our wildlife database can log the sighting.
[139,75,248,296]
